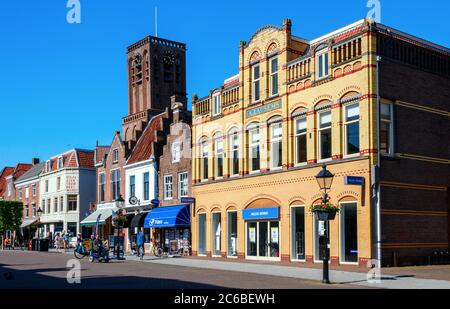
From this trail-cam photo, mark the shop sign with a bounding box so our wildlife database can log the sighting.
[180,197,195,204]
[242,207,279,220]
[344,176,365,186]
[246,100,281,118]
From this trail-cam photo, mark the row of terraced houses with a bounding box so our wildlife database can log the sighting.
[1,18,449,267]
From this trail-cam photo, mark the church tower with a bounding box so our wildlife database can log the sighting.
[122,36,186,145]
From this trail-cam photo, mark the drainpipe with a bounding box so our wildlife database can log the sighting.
[375,55,382,266]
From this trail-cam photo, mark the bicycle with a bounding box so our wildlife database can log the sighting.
[152,243,164,257]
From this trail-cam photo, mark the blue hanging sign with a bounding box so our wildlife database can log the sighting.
[242,207,279,221]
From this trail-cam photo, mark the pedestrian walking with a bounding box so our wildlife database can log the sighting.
[136,228,145,260]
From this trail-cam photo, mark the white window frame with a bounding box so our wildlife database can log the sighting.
[380,102,395,156]
[68,195,77,212]
[316,49,329,80]
[164,175,173,200]
[226,210,238,258]
[200,141,209,182]
[46,160,51,173]
[143,172,150,201]
[57,156,63,169]
[45,180,49,193]
[252,64,261,103]
[269,57,279,97]
[294,117,308,166]
[214,137,224,179]
[290,205,306,262]
[178,172,188,198]
[25,187,29,199]
[57,177,61,191]
[18,187,23,199]
[172,142,181,163]
[212,92,221,116]
[318,110,332,162]
[211,211,222,257]
[344,103,361,158]
[248,127,261,174]
[111,169,121,201]
[229,131,240,177]
[269,122,283,170]
[32,184,36,197]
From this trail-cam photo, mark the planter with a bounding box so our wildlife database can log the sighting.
[314,210,337,221]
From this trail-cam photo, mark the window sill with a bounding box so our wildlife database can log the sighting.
[269,167,283,172]
[249,170,260,175]
[294,163,308,168]
[164,198,173,201]
[343,153,361,159]
[318,158,332,163]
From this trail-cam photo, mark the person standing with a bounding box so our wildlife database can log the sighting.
[136,229,145,260]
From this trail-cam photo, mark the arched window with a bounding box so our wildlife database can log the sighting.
[200,138,209,181]
[292,109,308,165]
[268,116,283,169]
[213,133,224,178]
[247,123,260,173]
[228,128,240,176]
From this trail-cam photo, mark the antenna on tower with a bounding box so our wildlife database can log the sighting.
[155,6,158,37]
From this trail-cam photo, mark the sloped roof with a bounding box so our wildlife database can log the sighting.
[126,112,168,165]
[77,150,95,168]
[15,163,45,183]
[0,167,14,196]
[43,149,94,174]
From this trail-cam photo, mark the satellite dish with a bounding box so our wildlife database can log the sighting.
[129,196,139,205]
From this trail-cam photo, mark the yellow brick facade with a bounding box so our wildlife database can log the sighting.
[191,18,378,266]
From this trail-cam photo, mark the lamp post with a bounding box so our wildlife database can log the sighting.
[115,194,125,260]
[36,207,43,239]
[314,165,335,284]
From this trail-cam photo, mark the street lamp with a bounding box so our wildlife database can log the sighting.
[114,194,125,260]
[314,165,335,284]
[36,207,43,239]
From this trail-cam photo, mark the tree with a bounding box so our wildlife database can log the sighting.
[0,201,23,235]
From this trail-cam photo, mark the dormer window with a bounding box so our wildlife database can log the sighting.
[212,92,221,116]
[57,157,64,169]
[45,160,51,173]
[316,49,329,80]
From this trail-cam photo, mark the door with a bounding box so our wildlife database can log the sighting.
[246,221,280,260]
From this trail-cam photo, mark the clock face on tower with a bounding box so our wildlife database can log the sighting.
[163,52,176,65]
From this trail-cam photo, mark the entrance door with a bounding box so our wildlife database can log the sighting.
[340,202,358,263]
[246,221,280,260]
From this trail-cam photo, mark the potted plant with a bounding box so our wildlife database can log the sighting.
[310,196,340,221]
[112,215,126,228]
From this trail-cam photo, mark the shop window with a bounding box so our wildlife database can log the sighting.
[212,213,221,256]
[340,202,358,263]
[291,206,305,260]
[227,212,238,257]
[198,213,207,256]
[314,214,329,261]
[344,103,360,156]
[318,111,332,160]
[295,117,307,164]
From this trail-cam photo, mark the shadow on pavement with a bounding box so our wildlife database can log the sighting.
[0,263,226,289]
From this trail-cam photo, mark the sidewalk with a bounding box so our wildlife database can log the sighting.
[124,254,450,289]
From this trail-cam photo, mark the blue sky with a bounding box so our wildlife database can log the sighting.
[0,0,449,168]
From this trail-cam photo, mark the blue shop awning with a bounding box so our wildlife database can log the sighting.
[144,205,190,228]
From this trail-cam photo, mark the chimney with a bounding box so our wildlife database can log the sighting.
[171,95,187,123]
[32,158,40,165]
[282,18,292,34]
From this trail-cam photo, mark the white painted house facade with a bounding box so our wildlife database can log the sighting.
[38,149,96,236]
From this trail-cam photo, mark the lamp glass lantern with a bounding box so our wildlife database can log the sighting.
[315,165,335,193]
